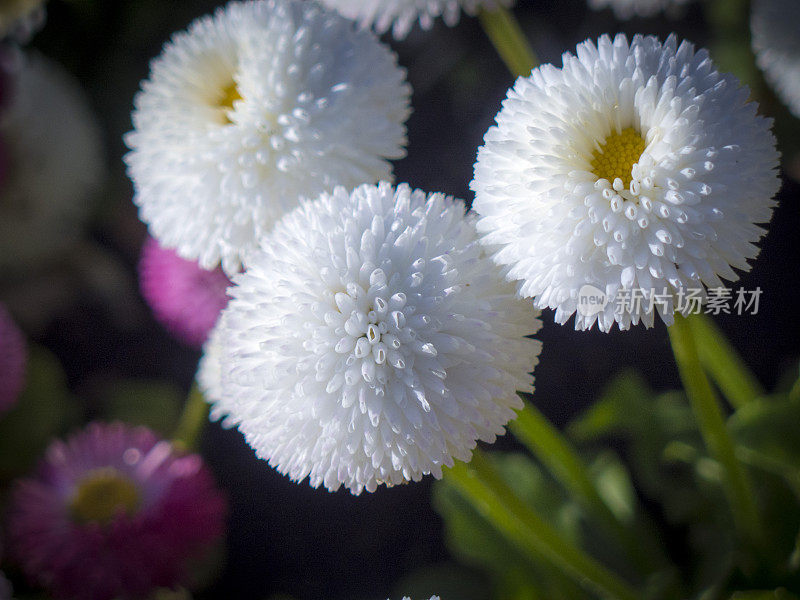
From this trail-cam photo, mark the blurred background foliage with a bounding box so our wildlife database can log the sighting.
[0,0,798,599]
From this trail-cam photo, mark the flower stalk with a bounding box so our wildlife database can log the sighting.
[668,314,763,545]
[510,402,657,573]
[477,5,538,78]
[689,313,764,409]
[172,383,209,452]
[446,451,640,600]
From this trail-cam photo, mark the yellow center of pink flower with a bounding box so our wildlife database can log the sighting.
[590,127,646,188]
[70,467,141,525]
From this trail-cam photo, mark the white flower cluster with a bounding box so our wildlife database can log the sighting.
[200,182,541,494]
[317,0,514,39]
[751,0,800,119]
[129,0,780,495]
[125,0,411,275]
[472,34,780,331]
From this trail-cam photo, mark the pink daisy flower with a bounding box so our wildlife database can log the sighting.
[0,302,26,415]
[139,236,231,348]
[7,422,227,600]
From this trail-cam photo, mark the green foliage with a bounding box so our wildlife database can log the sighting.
[100,379,184,437]
[729,591,800,600]
[433,453,593,600]
[435,363,800,600]
[0,345,81,480]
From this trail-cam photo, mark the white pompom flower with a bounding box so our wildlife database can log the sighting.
[0,53,104,274]
[125,0,411,276]
[472,34,780,332]
[751,0,800,119]
[199,182,542,494]
[586,0,693,19]
[317,0,514,40]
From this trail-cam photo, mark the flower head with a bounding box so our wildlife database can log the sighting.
[751,0,800,119]
[317,0,513,39]
[125,0,411,276]
[471,34,780,331]
[139,236,230,348]
[7,422,227,600]
[0,302,26,415]
[199,182,542,494]
[0,53,104,274]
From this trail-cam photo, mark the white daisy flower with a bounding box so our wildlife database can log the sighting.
[0,53,104,275]
[317,0,514,40]
[586,0,692,19]
[0,0,46,42]
[198,314,226,406]
[471,34,780,331]
[124,0,411,276]
[199,182,542,494]
[751,0,800,119]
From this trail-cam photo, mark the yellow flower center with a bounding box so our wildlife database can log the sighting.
[217,81,242,124]
[590,127,646,188]
[70,468,141,525]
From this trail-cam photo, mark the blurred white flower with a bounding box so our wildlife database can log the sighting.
[0,0,45,42]
[586,0,692,19]
[471,34,780,331]
[317,0,514,39]
[199,182,541,494]
[751,0,800,119]
[0,53,104,275]
[125,0,411,276]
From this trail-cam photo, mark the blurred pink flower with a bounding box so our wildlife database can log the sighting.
[139,236,230,348]
[0,302,26,415]
[7,422,227,600]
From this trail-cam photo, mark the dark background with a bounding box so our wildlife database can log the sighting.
[10,0,799,598]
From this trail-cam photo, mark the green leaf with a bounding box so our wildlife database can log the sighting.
[729,394,800,495]
[100,379,183,436]
[433,454,592,600]
[567,371,653,442]
[729,590,800,600]
[589,452,636,525]
[0,345,80,479]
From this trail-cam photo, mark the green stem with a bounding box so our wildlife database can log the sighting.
[172,383,209,452]
[510,403,652,571]
[477,5,538,78]
[789,368,800,404]
[446,452,640,600]
[668,315,762,545]
[511,403,614,517]
[689,313,764,409]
